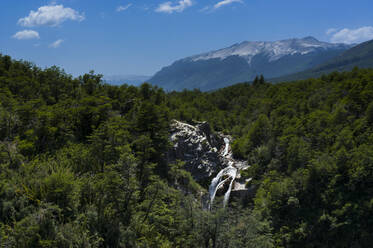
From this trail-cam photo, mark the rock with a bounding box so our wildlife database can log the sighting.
[231,183,258,204]
[168,120,252,207]
[168,120,225,182]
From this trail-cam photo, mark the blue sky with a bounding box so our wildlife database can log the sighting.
[1,0,373,77]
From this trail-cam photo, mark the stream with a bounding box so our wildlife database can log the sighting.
[208,138,238,209]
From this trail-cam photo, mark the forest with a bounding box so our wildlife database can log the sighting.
[0,54,372,247]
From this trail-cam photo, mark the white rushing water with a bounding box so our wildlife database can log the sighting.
[223,169,237,207]
[208,138,237,209]
[222,137,230,157]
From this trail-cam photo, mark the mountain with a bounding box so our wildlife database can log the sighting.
[104,74,150,86]
[272,39,373,82]
[149,37,351,91]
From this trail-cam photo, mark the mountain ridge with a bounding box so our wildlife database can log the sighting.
[149,37,352,91]
[186,36,348,63]
[104,74,150,86]
[271,39,373,82]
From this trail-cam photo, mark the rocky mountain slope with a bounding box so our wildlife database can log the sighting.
[149,37,351,91]
[271,39,373,82]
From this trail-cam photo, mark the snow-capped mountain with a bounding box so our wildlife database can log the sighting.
[188,37,348,63]
[149,37,352,91]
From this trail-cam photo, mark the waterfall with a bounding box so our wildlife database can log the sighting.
[209,168,227,203]
[222,137,230,157]
[208,137,237,209]
[223,168,237,207]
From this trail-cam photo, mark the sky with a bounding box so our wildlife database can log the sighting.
[1,0,373,77]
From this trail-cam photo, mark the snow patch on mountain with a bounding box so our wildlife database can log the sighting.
[187,37,351,64]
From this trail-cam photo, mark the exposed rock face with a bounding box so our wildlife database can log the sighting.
[168,120,225,182]
[168,120,250,199]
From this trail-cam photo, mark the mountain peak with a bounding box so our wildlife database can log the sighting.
[149,36,352,91]
[302,36,319,42]
[187,37,348,64]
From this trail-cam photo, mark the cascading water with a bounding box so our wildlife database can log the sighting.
[223,167,237,207]
[222,137,230,157]
[208,137,237,209]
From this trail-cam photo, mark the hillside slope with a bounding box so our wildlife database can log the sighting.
[149,37,350,91]
[1,53,373,247]
[272,39,373,82]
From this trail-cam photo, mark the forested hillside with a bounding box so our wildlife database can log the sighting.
[1,54,373,247]
[272,39,373,82]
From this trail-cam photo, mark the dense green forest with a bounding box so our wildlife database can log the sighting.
[0,54,372,247]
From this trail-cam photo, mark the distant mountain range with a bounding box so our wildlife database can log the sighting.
[104,75,150,86]
[148,37,352,91]
[272,39,373,82]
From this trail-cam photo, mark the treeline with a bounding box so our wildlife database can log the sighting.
[0,54,372,247]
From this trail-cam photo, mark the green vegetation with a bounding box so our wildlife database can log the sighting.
[1,54,373,247]
[273,39,373,82]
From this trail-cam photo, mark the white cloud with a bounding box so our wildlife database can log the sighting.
[49,39,64,48]
[18,4,84,27]
[201,0,243,12]
[214,0,243,9]
[117,4,132,12]
[155,0,192,13]
[12,30,40,40]
[326,28,337,35]
[328,26,373,44]
[199,6,211,12]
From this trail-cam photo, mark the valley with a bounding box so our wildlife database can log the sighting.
[3,1,373,247]
[1,53,372,247]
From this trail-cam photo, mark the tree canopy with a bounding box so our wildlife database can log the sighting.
[0,54,372,247]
